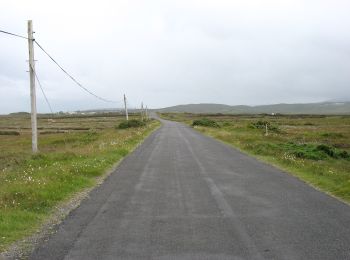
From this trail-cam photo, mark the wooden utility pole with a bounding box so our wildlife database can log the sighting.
[28,20,38,153]
[145,105,148,120]
[123,94,128,121]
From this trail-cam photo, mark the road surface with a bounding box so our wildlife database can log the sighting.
[31,119,350,260]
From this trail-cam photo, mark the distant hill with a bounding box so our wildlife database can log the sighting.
[157,104,234,114]
[157,102,350,115]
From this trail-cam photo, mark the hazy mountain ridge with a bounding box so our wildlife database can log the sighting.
[158,102,350,114]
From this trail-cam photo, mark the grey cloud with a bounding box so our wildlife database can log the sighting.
[1,0,350,113]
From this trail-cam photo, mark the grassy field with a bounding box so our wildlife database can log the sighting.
[0,113,160,252]
[160,113,350,203]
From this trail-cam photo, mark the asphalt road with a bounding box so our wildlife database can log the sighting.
[31,119,350,260]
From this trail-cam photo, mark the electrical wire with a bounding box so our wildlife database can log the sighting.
[1,28,125,106]
[0,29,28,39]
[34,40,122,104]
[30,64,54,114]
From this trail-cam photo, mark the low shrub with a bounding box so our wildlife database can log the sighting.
[338,150,350,159]
[284,143,327,160]
[282,142,350,160]
[316,144,336,158]
[249,120,268,129]
[192,118,220,128]
[118,119,146,129]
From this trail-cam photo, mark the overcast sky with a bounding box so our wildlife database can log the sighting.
[1,0,350,113]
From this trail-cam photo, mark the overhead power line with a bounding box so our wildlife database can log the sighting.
[1,28,123,105]
[30,64,54,114]
[0,29,28,39]
[34,41,122,104]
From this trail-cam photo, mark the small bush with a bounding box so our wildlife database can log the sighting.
[285,143,327,160]
[118,119,146,129]
[282,142,350,160]
[315,145,349,159]
[192,118,220,128]
[0,130,20,136]
[316,144,336,158]
[250,120,268,129]
[338,150,350,159]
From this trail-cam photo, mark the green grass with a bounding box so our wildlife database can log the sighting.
[0,114,160,252]
[160,113,350,203]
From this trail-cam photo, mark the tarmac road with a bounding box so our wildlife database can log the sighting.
[30,119,350,260]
